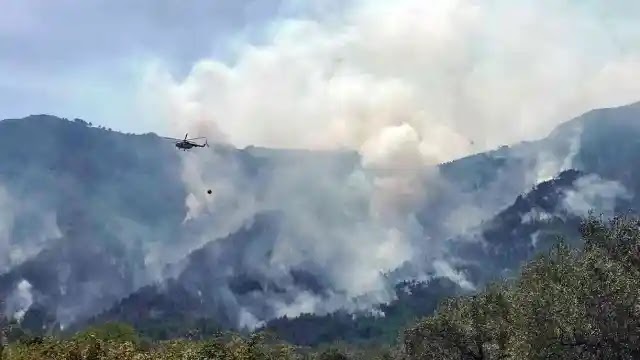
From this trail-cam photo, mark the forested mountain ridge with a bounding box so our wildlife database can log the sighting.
[0,101,638,345]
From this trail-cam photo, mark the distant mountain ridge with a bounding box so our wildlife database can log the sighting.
[85,101,640,345]
[0,101,638,344]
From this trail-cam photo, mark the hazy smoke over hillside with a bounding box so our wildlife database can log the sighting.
[0,185,16,273]
[132,0,640,324]
[0,184,62,274]
[562,175,632,218]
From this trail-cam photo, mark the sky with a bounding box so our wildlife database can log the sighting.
[1,0,640,154]
[0,0,316,133]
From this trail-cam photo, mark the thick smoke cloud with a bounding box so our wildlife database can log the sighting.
[142,0,640,154]
[135,0,640,323]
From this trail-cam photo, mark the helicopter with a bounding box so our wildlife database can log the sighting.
[163,133,209,151]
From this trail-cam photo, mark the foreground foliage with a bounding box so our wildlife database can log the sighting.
[403,214,640,359]
[2,215,640,359]
[0,331,395,360]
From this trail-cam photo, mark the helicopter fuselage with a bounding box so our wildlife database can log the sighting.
[176,141,202,150]
[165,134,208,151]
[176,142,192,149]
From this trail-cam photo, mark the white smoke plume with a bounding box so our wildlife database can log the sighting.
[521,208,554,225]
[135,0,640,321]
[432,259,475,291]
[5,279,34,323]
[562,174,632,218]
[532,122,584,184]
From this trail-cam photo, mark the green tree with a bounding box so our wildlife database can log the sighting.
[403,283,511,359]
[512,217,640,359]
[402,214,640,359]
[74,322,140,345]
